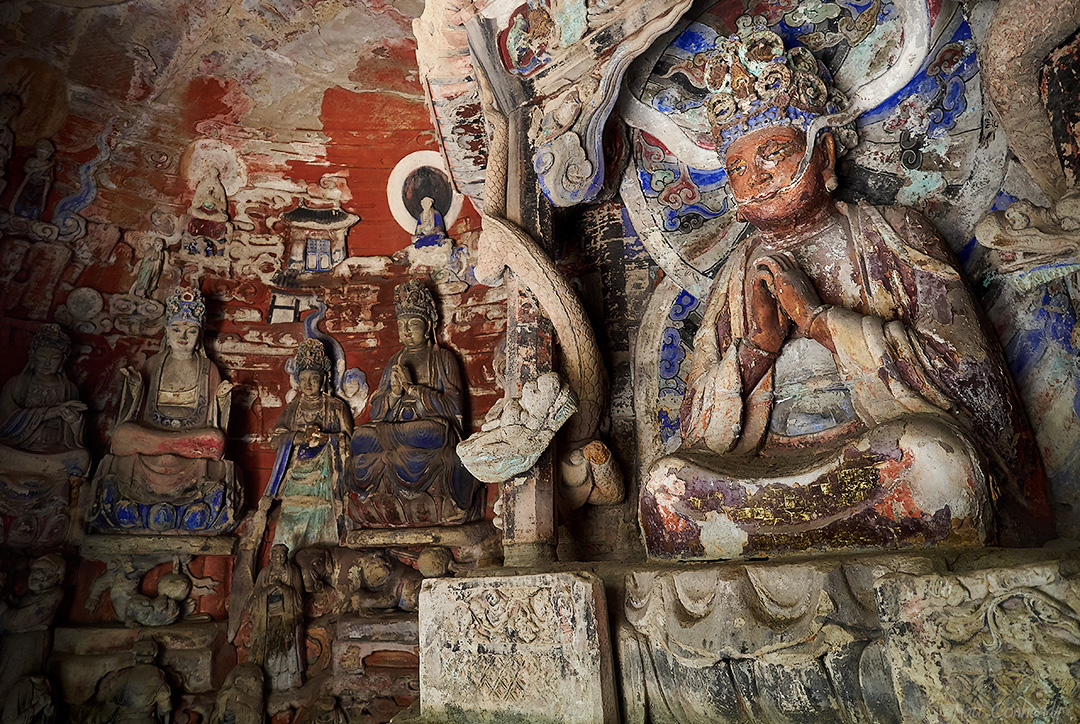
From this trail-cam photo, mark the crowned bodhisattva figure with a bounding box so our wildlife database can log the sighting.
[260,338,354,553]
[91,286,242,533]
[640,16,1054,561]
[346,280,482,528]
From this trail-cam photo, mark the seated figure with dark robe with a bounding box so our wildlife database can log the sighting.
[0,324,90,545]
[91,286,242,534]
[640,18,1054,561]
[346,280,482,527]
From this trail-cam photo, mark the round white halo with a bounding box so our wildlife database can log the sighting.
[386,150,463,234]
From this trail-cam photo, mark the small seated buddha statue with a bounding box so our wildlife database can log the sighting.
[260,338,354,553]
[91,285,242,534]
[640,17,1054,561]
[346,280,482,528]
[0,324,90,545]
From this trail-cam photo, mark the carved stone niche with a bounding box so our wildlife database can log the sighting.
[618,548,1080,724]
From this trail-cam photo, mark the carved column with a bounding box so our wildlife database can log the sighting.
[500,109,558,567]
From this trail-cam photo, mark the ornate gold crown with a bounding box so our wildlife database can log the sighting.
[165,286,206,327]
[295,338,331,374]
[394,280,437,327]
[704,15,850,157]
[30,323,70,355]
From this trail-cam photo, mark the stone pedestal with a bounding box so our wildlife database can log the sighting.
[419,572,617,724]
[879,555,1080,723]
[619,547,1080,724]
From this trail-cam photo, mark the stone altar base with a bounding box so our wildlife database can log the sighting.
[405,548,1079,724]
[620,547,1080,724]
[418,571,618,724]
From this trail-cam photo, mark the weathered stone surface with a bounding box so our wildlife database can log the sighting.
[419,572,616,724]
[877,553,1080,724]
[51,622,230,703]
[80,533,237,557]
[342,521,498,549]
[335,613,419,680]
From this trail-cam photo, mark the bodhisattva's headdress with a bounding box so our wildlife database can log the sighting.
[30,323,70,356]
[394,280,437,329]
[704,15,855,158]
[295,338,331,375]
[166,286,206,327]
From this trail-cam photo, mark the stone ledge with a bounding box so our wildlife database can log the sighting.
[342,521,497,549]
[80,533,237,557]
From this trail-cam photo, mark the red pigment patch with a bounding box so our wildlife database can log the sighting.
[284,86,437,257]
[183,76,253,135]
[875,481,923,523]
[349,39,423,95]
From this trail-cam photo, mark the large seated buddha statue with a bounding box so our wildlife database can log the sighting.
[0,323,90,545]
[91,285,242,534]
[346,280,482,528]
[641,18,1055,561]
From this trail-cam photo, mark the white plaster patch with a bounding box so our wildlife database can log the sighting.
[698,510,748,560]
[902,424,985,520]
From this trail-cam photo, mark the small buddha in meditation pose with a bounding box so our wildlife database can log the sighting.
[347,280,482,527]
[261,338,354,553]
[640,16,1054,560]
[412,195,447,247]
[91,285,241,533]
[185,168,230,256]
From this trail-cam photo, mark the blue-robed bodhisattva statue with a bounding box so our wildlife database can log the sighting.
[346,280,482,528]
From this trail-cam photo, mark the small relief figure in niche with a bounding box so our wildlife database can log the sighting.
[2,675,55,724]
[129,237,165,298]
[0,554,65,692]
[86,557,209,628]
[412,196,447,247]
[347,280,483,528]
[89,639,171,724]
[295,547,339,618]
[0,323,90,480]
[298,694,348,724]
[208,663,264,724]
[0,94,20,198]
[260,339,354,554]
[90,285,241,534]
[344,550,422,614]
[10,140,55,221]
[244,544,304,692]
[502,4,555,76]
[640,15,1054,561]
[185,168,230,256]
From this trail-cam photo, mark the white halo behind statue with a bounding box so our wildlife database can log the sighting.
[387,150,463,235]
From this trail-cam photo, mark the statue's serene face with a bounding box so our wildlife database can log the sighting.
[166,320,200,357]
[397,315,429,349]
[298,369,324,400]
[32,346,63,376]
[724,125,834,232]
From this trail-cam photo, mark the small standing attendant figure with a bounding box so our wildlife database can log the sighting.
[245,544,304,692]
[10,139,54,221]
[261,338,354,553]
